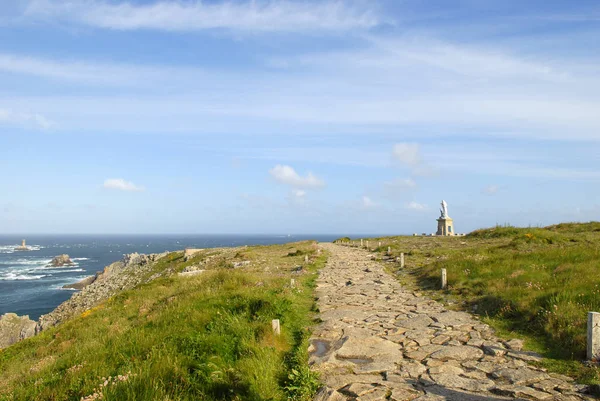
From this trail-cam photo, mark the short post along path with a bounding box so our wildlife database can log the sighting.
[310,243,592,401]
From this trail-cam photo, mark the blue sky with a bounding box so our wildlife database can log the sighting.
[1,0,599,234]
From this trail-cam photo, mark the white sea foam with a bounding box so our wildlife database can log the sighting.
[39,263,80,270]
[44,268,85,273]
[7,258,53,266]
[0,273,47,281]
[71,257,90,261]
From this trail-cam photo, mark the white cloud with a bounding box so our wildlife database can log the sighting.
[269,165,325,189]
[103,178,144,192]
[406,201,427,211]
[362,196,378,209]
[483,185,499,195]
[292,189,306,198]
[391,143,439,178]
[285,189,308,206]
[24,0,380,33]
[0,107,53,129]
[393,143,421,166]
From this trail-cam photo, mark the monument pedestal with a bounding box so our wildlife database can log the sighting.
[436,217,454,236]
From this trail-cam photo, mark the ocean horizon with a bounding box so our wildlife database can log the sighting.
[0,233,362,320]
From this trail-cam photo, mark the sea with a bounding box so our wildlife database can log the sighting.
[0,234,339,320]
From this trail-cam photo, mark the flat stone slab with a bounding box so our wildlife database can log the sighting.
[429,345,484,361]
[491,367,549,385]
[309,244,593,401]
[395,315,434,329]
[429,373,495,393]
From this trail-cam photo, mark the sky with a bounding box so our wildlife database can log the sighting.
[1,0,599,235]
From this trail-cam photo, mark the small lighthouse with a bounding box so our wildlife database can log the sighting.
[15,239,29,251]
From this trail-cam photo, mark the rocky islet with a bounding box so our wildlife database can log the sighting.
[49,254,74,267]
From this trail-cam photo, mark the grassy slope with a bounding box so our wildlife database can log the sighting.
[0,241,325,401]
[359,222,600,384]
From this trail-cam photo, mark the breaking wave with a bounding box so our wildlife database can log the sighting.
[0,273,47,281]
[44,268,85,274]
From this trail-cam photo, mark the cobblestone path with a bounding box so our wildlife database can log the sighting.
[309,243,593,401]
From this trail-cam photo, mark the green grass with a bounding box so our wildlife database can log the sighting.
[0,241,326,401]
[359,222,600,384]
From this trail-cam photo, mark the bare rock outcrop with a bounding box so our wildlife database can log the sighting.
[0,313,36,349]
[38,251,169,331]
[49,254,73,267]
[62,275,97,290]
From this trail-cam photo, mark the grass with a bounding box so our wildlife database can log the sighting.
[357,222,600,384]
[0,241,326,401]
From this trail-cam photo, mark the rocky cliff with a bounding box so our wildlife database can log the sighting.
[0,313,37,349]
[0,251,171,349]
[38,252,169,330]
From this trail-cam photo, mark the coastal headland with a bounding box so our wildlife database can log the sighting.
[1,223,600,400]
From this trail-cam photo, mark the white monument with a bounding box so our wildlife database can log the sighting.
[436,200,455,236]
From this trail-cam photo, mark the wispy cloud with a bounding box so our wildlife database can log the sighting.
[406,201,427,211]
[361,195,381,210]
[24,0,381,33]
[292,189,306,198]
[392,143,421,166]
[103,178,144,192]
[483,185,499,195]
[269,165,325,189]
[0,107,53,129]
[385,178,417,189]
[0,53,205,86]
[383,178,417,199]
[3,12,600,140]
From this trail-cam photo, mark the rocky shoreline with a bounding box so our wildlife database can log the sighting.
[0,251,170,349]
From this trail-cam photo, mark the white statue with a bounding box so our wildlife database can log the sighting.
[440,200,449,218]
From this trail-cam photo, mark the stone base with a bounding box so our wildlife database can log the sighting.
[436,218,455,236]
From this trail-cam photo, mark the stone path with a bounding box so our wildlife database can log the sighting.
[309,244,594,401]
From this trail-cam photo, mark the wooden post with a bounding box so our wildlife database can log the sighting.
[290,278,295,288]
[360,239,363,247]
[400,253,405,268]
[272,319,281,336]
[304,255,309,263]
[588,312,600,360]
[387,246,391,255]
[378,241,382,247]
[441,268,447,290]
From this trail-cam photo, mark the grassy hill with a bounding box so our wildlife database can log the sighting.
[4,222,600,399]
[0,242,324,401]
[358,222,600,383]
